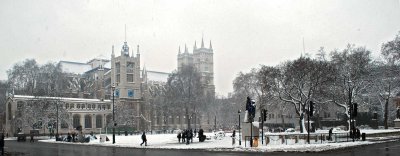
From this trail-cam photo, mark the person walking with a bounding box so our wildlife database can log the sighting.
[30,133,34,142]
[182,130,186,143]
[186,130,191,145]
[177,132,182,143]
[72,132,76,142]
[231,130,236,145]
[140,132,147,146]
[190,129,193,143]
[1,133,5,155]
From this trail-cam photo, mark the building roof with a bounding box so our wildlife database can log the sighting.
[104,61,111,69]
[59,61,92,75]
[12,95,111,103]
[145,70,170,83]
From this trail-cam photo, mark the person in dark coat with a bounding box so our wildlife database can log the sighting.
[186,130,191,145]
[140,132,147,146]
[182,130,186,143]
[72,132,76,142]
[67,133,72,142]
[30,133,34,142]
[190,129,194,143]
[231,130,236,145]
[1,133,4,155]
[177,132,182,143]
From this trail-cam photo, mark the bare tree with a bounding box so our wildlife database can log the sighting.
[7,59,39,95]
[164,65,205,129]
[375,33,400,128]
[329,44,373,131]
[275,57,334,133]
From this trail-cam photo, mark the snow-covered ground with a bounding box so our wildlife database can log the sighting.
[7,129,399,152]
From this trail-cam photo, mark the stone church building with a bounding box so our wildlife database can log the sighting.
[4,37,216,135]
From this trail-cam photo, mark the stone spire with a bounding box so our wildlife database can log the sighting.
[201,37,204,48]
[194,41,197,50]
[142,63,147,82]
[137,45,140,55]
[209,40,213,50]
[178,46,181,54]
[111,45,115,56]
[184,44,188,53]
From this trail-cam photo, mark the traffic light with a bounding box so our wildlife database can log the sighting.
[309,101,314,117]
[263,109,267,121]
[353,103,358,117]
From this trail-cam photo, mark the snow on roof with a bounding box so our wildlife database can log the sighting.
[59,61,92,75]
[13,95,111,103]
[146,70,170,82]
[94,54,109,60]
[104,61,111,69]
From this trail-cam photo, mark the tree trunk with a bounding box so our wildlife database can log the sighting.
[186,107,189,129]
[384,98,389,129]
[282,114,285,130]
[299,113,306,133]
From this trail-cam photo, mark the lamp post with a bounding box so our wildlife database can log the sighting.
[238,110,241,146]
[56,100,58,136]
[112,84,116,144]
[347,80,354,142]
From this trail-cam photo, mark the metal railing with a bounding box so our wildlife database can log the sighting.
[267,132,361,145]
[243,132,362,146]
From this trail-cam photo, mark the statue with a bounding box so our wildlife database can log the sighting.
[397,107,400,119]
[246,97,256,122]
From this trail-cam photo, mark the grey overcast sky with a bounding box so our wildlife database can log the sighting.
[1,0,400,96]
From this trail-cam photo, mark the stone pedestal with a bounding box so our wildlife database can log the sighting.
[394,119,400,129]
[241,122,259,141]
[371,119,378,129]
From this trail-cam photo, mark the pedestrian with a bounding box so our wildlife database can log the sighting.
[72,132,76,142]
[30,133,34,142]
[67,133,72,142]
[190,129,193,143]
[177,132,182,143]
[140,132,147,146]
[186,130,191,145]
[231,130,236,145]
[1,133,5,155]
[182,130,186,143]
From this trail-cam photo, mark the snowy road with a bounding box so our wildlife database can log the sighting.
[4,139,400,156]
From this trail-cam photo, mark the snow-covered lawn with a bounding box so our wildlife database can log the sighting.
[24,129,400,152]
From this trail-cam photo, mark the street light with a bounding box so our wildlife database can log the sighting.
[238,110,241,146]
[112,84,116,144]
[347,80,355,142]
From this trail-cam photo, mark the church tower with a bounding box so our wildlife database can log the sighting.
[177,37,215,97]
[110,34,144,130]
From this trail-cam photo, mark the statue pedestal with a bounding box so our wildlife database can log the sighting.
[371,119,378,129]
[394,119,400,129]
[241,122,259,141]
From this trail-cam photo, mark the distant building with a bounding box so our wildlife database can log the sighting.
[5,95,112,135]
[4,36,218,135]
[177,37,215,97]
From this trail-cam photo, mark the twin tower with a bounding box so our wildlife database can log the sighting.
[177,38,215,97]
